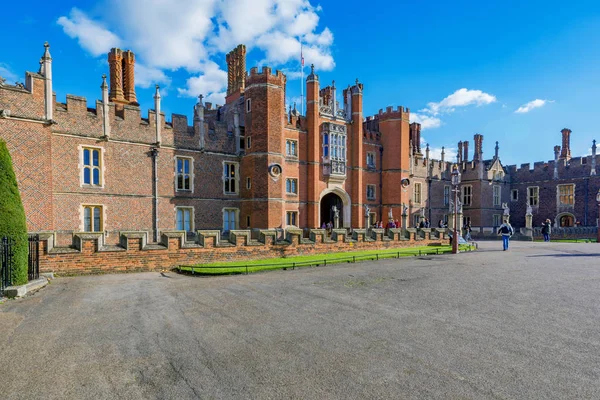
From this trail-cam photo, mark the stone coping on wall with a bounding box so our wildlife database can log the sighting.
[31,228,448,275]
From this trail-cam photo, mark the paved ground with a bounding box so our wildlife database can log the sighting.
[1,241,600,399]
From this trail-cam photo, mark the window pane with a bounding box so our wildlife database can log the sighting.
[231,179,236,193]
[184,176,190,190]
[184,209,191,231]
[324,146,329,157]
[184,159,189,174]
[323,134,328,145]
[177,209,183,230]
[93,168,100,185]
[286,141,290,155]
[84,207,91,231]
[225,179,230,193]
[93,207,101,232]
[92,150,99,167]
[83,149,90,166]
[84,168,91,184]
[177,159,183,173]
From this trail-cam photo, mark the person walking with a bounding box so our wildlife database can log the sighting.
[497,220,514,251]
[464,223,472,241]
[541,219,552,242]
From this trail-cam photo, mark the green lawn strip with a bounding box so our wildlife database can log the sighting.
[179,244,474,275]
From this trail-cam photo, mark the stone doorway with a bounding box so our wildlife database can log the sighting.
[320,192,343,228]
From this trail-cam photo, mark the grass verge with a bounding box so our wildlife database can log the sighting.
[178,244,476,275]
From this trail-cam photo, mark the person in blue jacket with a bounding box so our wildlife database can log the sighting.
[497,221,514,251]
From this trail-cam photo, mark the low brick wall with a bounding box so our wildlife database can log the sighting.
[35,228,447,275]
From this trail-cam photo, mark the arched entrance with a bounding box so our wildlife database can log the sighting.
[321,192,343,228]
[558,213,575,227]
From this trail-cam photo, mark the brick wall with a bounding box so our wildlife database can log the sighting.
[37,229,448,275]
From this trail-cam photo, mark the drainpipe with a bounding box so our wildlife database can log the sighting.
[584,177,589,226]
[151,147,159,242]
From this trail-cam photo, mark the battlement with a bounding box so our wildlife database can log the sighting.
[376,105,410,121]
[246,66,286,87]
[506,154,599,178]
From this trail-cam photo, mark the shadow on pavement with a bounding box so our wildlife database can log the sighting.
[527,253,600,258]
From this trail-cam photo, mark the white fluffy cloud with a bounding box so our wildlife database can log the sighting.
[57,8,122,57]
[57,0,335,98]
[410,88,497,131]
[135,64,171,89]
[421,137,457,161]
[515,99,552,114]
[410,113,442,130]
[0,63,19,83]
[424,88,497,115]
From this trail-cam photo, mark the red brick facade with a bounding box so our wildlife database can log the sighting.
[1,42,598,258]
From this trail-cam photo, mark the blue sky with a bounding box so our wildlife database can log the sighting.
[1,0,599,165]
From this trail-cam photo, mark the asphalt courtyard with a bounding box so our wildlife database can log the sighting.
[1,241,599,399]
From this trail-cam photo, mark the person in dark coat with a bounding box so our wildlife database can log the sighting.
[541,219,552,242]
[497,221,514,251]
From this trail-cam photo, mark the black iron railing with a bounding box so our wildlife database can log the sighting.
[1,237,15,295]
[28,234,40,281]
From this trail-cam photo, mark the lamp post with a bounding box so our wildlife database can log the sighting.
[596,189,600,243]
[451,165,461,254]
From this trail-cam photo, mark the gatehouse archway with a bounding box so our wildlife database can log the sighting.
[319,188,351,228]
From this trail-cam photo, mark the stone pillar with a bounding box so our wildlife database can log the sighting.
[154,85,161,145]
[41,42,53,121]
[526,213,532,229]
[101,75,110,139]
[334,214,340,230]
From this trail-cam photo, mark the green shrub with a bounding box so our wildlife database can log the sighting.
[0,139,28,285]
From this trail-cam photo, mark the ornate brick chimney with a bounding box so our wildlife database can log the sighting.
[463,140,469,162]
[226,44,247,103]
[108,48,138,106]
[409,122,422,155]
[457,141,463,163]
[560,128,572,160]
[473,134,484,161]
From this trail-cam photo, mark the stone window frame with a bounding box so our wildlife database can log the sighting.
[246,98,251,113]
[366,184,376,200]
[527,186,539,207]
[414,182,422,204]
[80,145,105,188]
[493,214,502,227]
[366,152,376,169]
[493,185,501,207]
[223,161,240,195]
[462,185,473,206]
[175,206,194,232]
[286,211,298,227]
[557,184,575,206]
[511,189,518,202]
[174,156,194,192]
[286,139,298,157]
[81,204,104,233]
[286,178,298,195]
[222,208,240,232]
[444,185,450,206]
[246,177,251,190]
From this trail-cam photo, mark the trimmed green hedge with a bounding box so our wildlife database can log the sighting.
[0,139,28,285]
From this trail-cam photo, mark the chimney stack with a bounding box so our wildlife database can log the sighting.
[591,139,597,176]
[495,141,499,159]
[457,141,463,163]
[108,48,137,106]
[473,134,484,161]
[560,128,572,160]
[463,140,469,162]
[553,145,560,179]
[226,44,247,102]
[410,123,422,155]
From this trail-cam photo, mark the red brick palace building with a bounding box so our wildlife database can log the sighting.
[1,43,598,246]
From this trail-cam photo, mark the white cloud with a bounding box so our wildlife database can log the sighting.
[424,88,497,115]
[0,63,19,83]
[57,8,122,57]
[515,99,552,114]
[57,1,335,99]
[177,61,228,100]
[135,64,171,89]
[410,112,442,130]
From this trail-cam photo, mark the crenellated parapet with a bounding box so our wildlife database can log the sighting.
[246,66,287,88]
[376,105,410,122]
